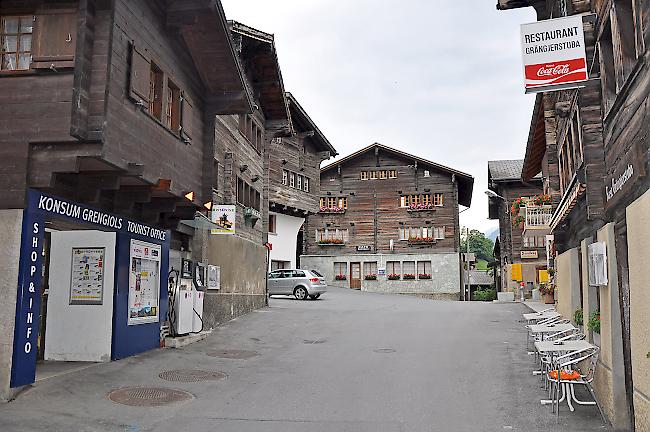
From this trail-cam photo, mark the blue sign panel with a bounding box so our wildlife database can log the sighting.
[11,190,171,388]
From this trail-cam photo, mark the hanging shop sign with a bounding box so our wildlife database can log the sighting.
[211,205,236,235]
[521,250,539,259]
[520,15,588,93]
[128,240,161,325]
[69,247,105,305]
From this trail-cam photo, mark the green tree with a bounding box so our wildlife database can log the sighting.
[460,229,495,263]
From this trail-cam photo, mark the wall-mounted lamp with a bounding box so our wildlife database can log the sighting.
[281,159,288,165]
[350,222,355,226]
[240,164,249,173]
[350,192,356,196]
[251,175,260,183]
[327,191,332,196]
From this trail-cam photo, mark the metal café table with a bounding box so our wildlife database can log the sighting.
[528,323,575,335]
[523,311,561,322]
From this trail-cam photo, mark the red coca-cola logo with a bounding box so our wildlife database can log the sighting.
[537,64,570,77]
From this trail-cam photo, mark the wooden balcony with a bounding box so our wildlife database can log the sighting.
[523,205,553,236]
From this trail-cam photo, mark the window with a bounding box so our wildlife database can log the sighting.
[303,177,309,192]
[238,115,263,152]
[389,170,398,179]
[1,16,33,71]
[422,195,432,206]
[559,109,583,193]
[417,261,432,276]
[297,175,302,190]
[433,227,445,240]
[523,236,546,248]
[400,196,408,208]
[411,195,420,205]
[403,261,416,276]
[292,270,306,278]
[282,170,288,186]
[334,262,347,277]
[237,177,245,205]
[165,80,181,133]
[338,197,348,209]
[379,170,388,179]
[424,170,430,177]
[364,262,378,276]
[317,228,349,243]
[360,171,368,181]
[271,261,289,271]
[319,197,325,208]
[386,261,401,276]
[327,197,336,208]
[433,193,444,206]
[369,171,378,180]
[148,63,164,120]
[269,214,277,234]
[290,173,296,188]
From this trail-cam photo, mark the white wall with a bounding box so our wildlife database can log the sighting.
[268,212,304,269]
[45,231,116,362]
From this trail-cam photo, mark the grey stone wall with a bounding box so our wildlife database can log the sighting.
[301,252,461,297]
[0,210,24,401]
[202,234,268,328]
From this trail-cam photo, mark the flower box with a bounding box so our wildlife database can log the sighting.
[418,274,432,279]
[408,237,435,245]
[364,274,377,281]
[335,274,347,281]
[318,239,345,246]
[403,274,416,280]
[319,207,346,214]
[387,274,401,280]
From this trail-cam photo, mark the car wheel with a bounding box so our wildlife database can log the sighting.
[294,286,308,300]
[309,294,321,300]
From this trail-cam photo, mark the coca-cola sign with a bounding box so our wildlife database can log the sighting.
[520,15,588,93]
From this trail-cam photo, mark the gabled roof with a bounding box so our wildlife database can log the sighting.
[229,21,291,125]
[322,143,474,207]
[522,93,546,182]
[286,92,337,156]
[488,160,526,182]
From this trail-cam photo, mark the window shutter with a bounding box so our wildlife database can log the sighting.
[129,44,150,104]
[32,12,77,68]
[181,93,193,140]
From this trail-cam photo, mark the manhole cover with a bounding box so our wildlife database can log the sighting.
[207,349,260,360]
[373,348,397,354]
[158,369,227,383]
[303,339,327,345]
[107,387,193,407]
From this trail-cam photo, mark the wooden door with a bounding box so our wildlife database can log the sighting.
[350,263,361,289]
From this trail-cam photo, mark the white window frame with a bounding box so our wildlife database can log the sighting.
[290,172,296,188]
[303,177,309,192]
[282,170,288,186]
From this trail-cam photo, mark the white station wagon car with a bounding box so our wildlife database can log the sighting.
[268,269,327,300]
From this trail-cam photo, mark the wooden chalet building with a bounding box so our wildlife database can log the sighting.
[487,160,547,296]
[267,92,337,270]
[301,143,474,300]
[498,0,650,429]
[0,0,273,401]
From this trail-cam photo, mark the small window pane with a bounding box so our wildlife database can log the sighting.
[3,18,19,34]
[19,16,33,33]
[17,53,29,69]
[19,35,30,51]
[403,261,415,275]
[3,36,17,52]
[2,54,16,70]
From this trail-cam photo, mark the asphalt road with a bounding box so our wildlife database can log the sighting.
[0,287,610,432]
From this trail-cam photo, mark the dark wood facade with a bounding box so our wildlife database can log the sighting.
[267,93,337,219]
[0,0,251,249]
[305,144,473,256]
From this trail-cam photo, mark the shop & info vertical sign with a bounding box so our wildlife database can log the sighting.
[521,15,588,93]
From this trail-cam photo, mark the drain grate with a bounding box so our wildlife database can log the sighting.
[158,369,227,383]
[303,339,327,345]
[207,349,260,360]
[107,387,193,407]
[373,348,397,354]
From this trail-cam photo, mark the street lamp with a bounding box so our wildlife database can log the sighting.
[485,190,506,201]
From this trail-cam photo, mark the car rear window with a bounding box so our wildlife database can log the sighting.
[310,270,323,277]
[293,270,306,277]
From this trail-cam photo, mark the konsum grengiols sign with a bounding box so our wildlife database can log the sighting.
[521,15,588,93]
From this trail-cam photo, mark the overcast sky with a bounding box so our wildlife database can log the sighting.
[222,0,537,234]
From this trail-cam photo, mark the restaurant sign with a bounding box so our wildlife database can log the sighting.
[520,15,588,93]
[604,145,646,210]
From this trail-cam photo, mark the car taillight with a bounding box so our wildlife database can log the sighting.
[310,278,319,283]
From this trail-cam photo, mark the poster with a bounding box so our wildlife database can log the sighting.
[128,240,161,325]
[520,15,588,93]
[208,265,220,290]
[70,247,105,305]
[211,205,236,235]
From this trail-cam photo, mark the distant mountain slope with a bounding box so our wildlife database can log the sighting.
[485,227,499,242]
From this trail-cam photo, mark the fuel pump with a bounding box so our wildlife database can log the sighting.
[192,262,206,333]
[173,259,195,335]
